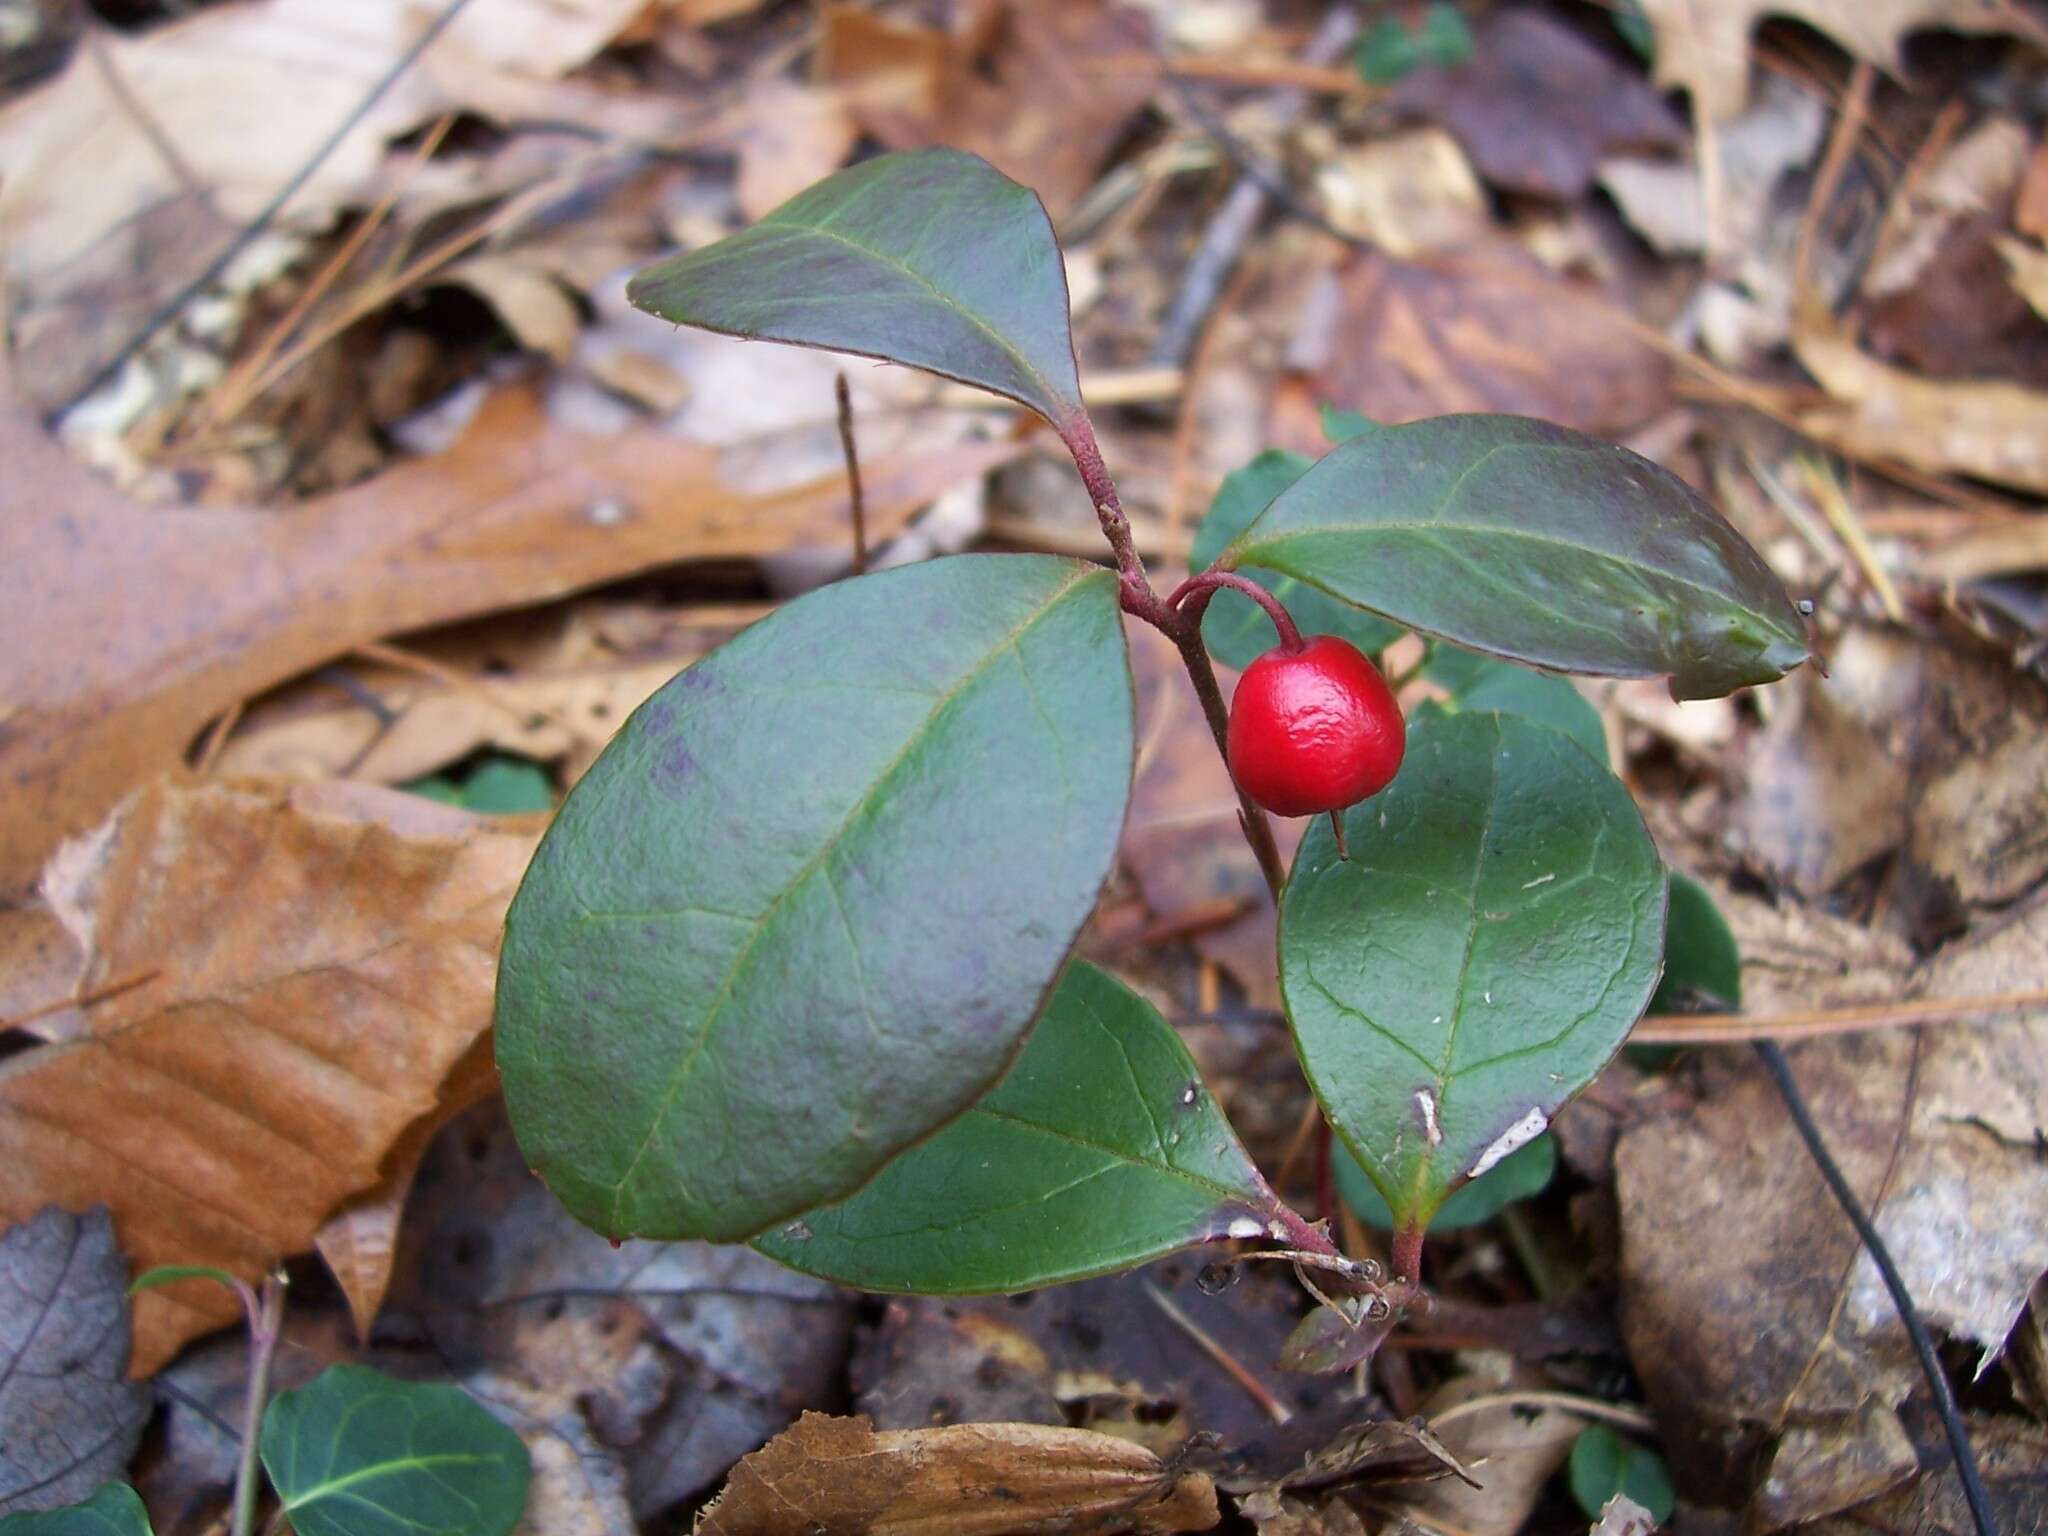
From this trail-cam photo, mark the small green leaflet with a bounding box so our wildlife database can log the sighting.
[497,555,1134,1244]
[260,1366,529,1536]
[1190,451,1401,671]
[755,962,1278,1292]
[1570,1425,1677,1526]
[1219,414,1810,699]
[1280,710,1666,1232]
[629,148,1086,430]
[1650,872,1741,1014]
[0,1485,152,1536]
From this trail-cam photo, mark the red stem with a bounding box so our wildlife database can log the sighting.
[1167,570,1304,652]
[1391,1224,1424,1287]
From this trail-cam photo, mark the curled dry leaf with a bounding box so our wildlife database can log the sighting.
[1386,8,1684,199]
[1793,300,2048,495]
[0,372,1019,895]
[1637,0,2048,121]
[694,1411,1220,1536]
[0,1207,151,1515]
[0,777,537,1375]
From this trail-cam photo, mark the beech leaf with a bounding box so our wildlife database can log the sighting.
[0,780,535,1375]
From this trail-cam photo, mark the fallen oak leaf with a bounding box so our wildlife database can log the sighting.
[0,776,538,1376]
[0,370,1021,895]
[694,1411,1220,1536]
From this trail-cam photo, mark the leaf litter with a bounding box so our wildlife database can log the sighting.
[2,2,2047,1533]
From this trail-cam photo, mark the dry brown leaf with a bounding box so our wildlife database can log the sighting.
[1388,1370,1581,1536]
[313,1034,500,1342]
[1235,1490,1367,1536]
[735,78,859,222]
[442,256,585,364]
[2018,137,2048,238]
[1638,0,2048,121]
[695,1412,1220,1536]
[1996,234,2048,323]
[1385,8,1684,199]
[1306,247,1672,437]
[1749,1399,1917,1529]
[1793,301,2048,494]
[1312,129,1489,258]
[825,0,1155,216]
[1616,916,2048,1505]
[0,372,1020,895]
[0,776,537,1375]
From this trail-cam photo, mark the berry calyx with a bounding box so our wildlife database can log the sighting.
[1227,636,1406,820]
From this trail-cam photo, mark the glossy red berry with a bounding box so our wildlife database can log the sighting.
[1227,636,1406,818]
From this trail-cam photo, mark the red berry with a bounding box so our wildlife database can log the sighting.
[1227,636,1406,818]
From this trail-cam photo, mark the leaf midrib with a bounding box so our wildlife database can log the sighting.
[602,566,1103,1231]
[284,1451,502,1510]
[741,221,1069,420]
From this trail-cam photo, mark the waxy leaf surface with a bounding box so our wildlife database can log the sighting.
[1281,710,1666,1230]
[628,148,1085,427]
[1221,414,1809,699]
[1191,451,1402,671]
[497,556,1134,1242]
[755,962,1274,1292]
[1335,1132,1556,1232]
[261,1366,529,1536]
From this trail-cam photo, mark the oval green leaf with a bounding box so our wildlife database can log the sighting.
[1220,414,1809,699]
[1191,451,1402,671]
[754,961,1277,1292]
[1569,1425,1677,1525]
[497,555,1134,1243]
[627,148,1085,430]
[260,1366,529,1536]
[0,1485,151,1536]
[1334,1132,1556,1232]
[1649,871,1740,1014]
[1424,649,1608,765]
[1280,709,1666,1231]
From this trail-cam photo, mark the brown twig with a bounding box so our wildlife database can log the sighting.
[835,373,869,574]
[0,969,162,1036]
[1630,987,2048,1044]
[1144,1283,1294,1425]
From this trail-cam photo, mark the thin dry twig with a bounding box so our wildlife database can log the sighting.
[1143,1282,1294,1426]
[1631,986,2048,1044]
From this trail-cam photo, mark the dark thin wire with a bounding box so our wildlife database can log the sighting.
[52,0,484,419]
[1753,1040,1998,1536]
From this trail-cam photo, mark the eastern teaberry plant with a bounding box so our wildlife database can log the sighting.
[490,148,1809,1359]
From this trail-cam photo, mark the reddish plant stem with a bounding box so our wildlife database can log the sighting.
[1167,570,1304,652]
[1391,1224,1424,1287]
[1058,408,1289,898]
[1170,621,1290,900]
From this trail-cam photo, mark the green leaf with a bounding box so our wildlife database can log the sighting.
[497,555,1135,1243]
[1219,414,1810,700]
[1280,710,1666,1232]
[1335,1133,1556,1232]
[1426,650,1608,765]
[1650,872,1740,1014]
[1355,16,1424,83]
[1191,452,1402,671]
[128,1264,241,1298]
[1569,1425,1676,1525]
[754,961,1277,1291]
[455,755,554,815]
[261,1366,529,1536]
[1418,2,1476,68]
[1612,0,1656,61]
[0,1485,151,1536]
[1320,404,1381,445]
[628,148,1085,430]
